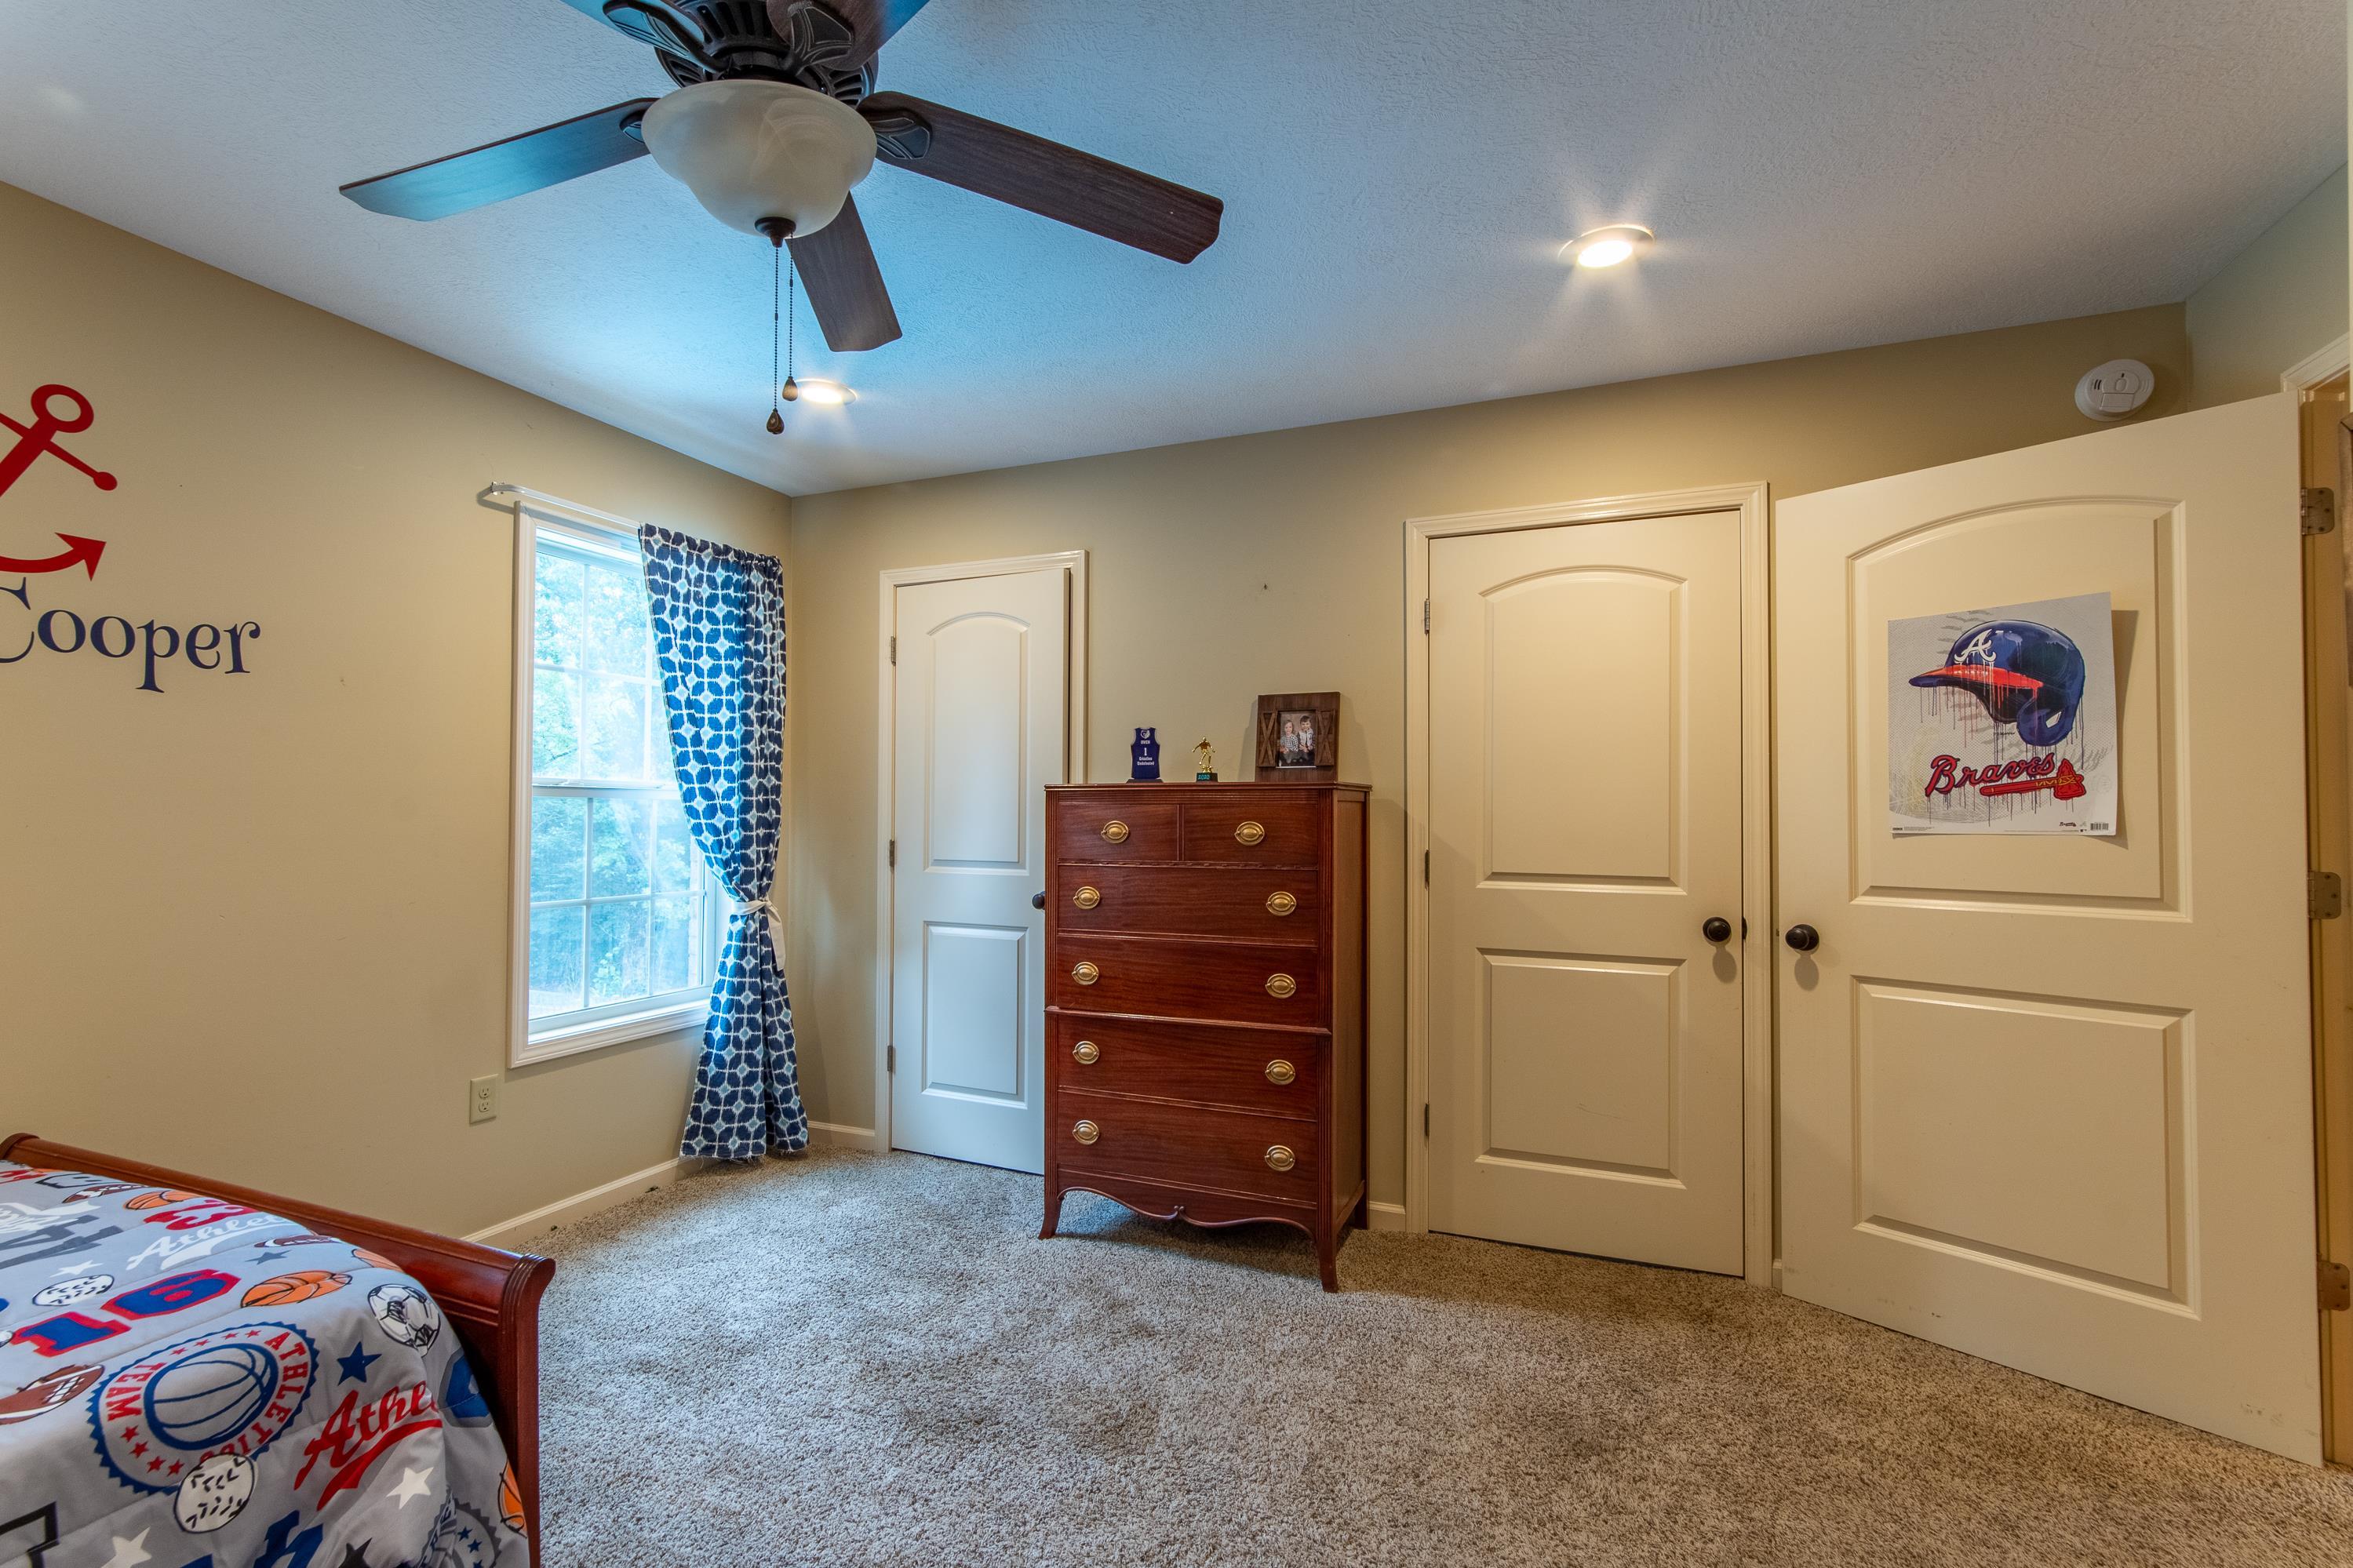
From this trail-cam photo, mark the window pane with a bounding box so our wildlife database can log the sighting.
[530,796,586,901]
[584,676,648,780]
[534,551,585,668]
[533,670,579,777]
[586,562,653,675]
[528,905,585,1017]
[652,895,698,994]
[590,798,654,897]
[588,900,651,1006]
[652,793,698,893]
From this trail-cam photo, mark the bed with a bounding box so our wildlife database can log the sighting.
[0,1134,554,1568]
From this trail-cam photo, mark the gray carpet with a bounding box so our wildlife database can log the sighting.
[535,1144,2353,1566]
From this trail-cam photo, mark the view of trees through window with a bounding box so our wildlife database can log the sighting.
[527,531,709,1023]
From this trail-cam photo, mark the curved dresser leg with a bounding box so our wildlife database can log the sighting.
[1316,1231,1340,1293]
[1040,1184,1062,1239]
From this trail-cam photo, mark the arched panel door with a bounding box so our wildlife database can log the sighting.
[1776,395,2318,1460]
[890,568,1070,1172]
[1426,509,1747,1273]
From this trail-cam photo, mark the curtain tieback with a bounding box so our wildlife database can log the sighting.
[731,897,778,920]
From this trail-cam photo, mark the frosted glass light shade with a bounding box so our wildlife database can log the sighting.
[641,80,877,238]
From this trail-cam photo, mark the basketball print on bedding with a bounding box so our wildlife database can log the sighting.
[87,1323,318,1493]
[242,1269,350,1307]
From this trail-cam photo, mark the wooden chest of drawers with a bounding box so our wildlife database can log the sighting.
[1041,782,1368,1290]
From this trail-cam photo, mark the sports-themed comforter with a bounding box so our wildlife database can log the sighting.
[0,1162,526,1568]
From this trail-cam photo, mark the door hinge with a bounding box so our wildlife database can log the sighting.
[2322,1258,2351,1312]
[1422,598,1430,633]
[2303,487,2337,537]
[2312,870,2343,920]
[1422,849,1430,886]
[888,839,896,869]
[1422,1103,1430,1138]
[887,1044,896,1075]
[888,635,898,664]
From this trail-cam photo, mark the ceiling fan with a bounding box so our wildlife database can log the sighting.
[341,0,1225,353]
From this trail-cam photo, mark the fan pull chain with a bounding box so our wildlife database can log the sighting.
[766,239,784,435]
[782,258,800,406]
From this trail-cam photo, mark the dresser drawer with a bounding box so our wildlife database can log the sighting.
[1053,795,1178,864]
[1052,1015,1318,1119]
[1051,933,1322,1025]
[1056,864,1321,940]
[1179,797,1322,867]
[1060,1090,1319,1202]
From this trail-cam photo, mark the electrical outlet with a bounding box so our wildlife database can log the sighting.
[468,1075,499,1125]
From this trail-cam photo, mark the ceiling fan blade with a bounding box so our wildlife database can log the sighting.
[860,93,1222,264]
[787,193,903,352]
[341,100,657,220]
[774,0,934,71]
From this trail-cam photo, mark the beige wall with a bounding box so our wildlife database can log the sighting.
[787,302,2189,1207]
[0,184,790,1237]
[2187,164,2349,406]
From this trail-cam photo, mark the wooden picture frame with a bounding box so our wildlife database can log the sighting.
[1255,691,1340,781]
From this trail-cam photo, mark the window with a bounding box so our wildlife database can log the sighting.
[511,518,716,1063]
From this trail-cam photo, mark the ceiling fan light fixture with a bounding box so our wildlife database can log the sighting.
[641,79,878,238]
[1560,224,1654,268]
[796,379,856,406]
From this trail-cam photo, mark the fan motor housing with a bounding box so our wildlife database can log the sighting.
[647,0,874,104]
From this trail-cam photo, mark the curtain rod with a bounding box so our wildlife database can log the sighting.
[481,482,643,540]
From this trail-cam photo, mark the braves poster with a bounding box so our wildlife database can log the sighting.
[1888,591,2118,836]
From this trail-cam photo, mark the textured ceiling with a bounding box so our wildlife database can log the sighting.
[0,0,2342,495]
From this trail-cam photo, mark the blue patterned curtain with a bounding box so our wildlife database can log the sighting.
[639,523,807,1159]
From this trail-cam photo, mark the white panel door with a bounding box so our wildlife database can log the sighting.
[890,567,1069,1172]
[1775,394,2319,1460]
[1427,510,1747,1273]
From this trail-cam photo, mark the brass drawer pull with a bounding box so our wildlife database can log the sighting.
[1264,1144,1296,1173]
[1072,961,1100,986]
[1073,1119,1100,1145]
[1266,890,1297,917]
[1265,973,1297,999]
[1072,1039,1100,1065]
[1234,820,1266,846]
[1073,886,1102,909]
[1100,820,1129,843]
[1264,1059,1296,1086]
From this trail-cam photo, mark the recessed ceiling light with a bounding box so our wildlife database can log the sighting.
[1560,224,1655,269]
[784,378,857,406]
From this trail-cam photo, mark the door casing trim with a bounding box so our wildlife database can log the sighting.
[1401,484,1775,1286]
[873,551,1089,1159]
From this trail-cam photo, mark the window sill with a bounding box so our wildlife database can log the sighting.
[515,999,709,1067]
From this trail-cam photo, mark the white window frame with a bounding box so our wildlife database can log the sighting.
[508,502,719,1066]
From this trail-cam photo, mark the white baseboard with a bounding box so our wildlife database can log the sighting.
[1366,1200,1408,1232]
[807,1121,880,1151]
[465,1156,685,1250]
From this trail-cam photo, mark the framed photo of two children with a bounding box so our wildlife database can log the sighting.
[1255,691,1339,781]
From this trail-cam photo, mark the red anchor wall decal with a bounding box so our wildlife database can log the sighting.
[0,383,114,578]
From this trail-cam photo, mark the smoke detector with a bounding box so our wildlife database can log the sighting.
[2075,359,2155,421]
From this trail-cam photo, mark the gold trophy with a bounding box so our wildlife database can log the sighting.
[1193,737,1217,782]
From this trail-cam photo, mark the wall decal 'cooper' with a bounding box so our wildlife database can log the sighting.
[0,382,263,693]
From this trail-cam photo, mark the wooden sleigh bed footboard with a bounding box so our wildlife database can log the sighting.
[1,1133,556,1568]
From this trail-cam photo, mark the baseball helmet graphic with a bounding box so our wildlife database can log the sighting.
[1910,619,2086,746]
